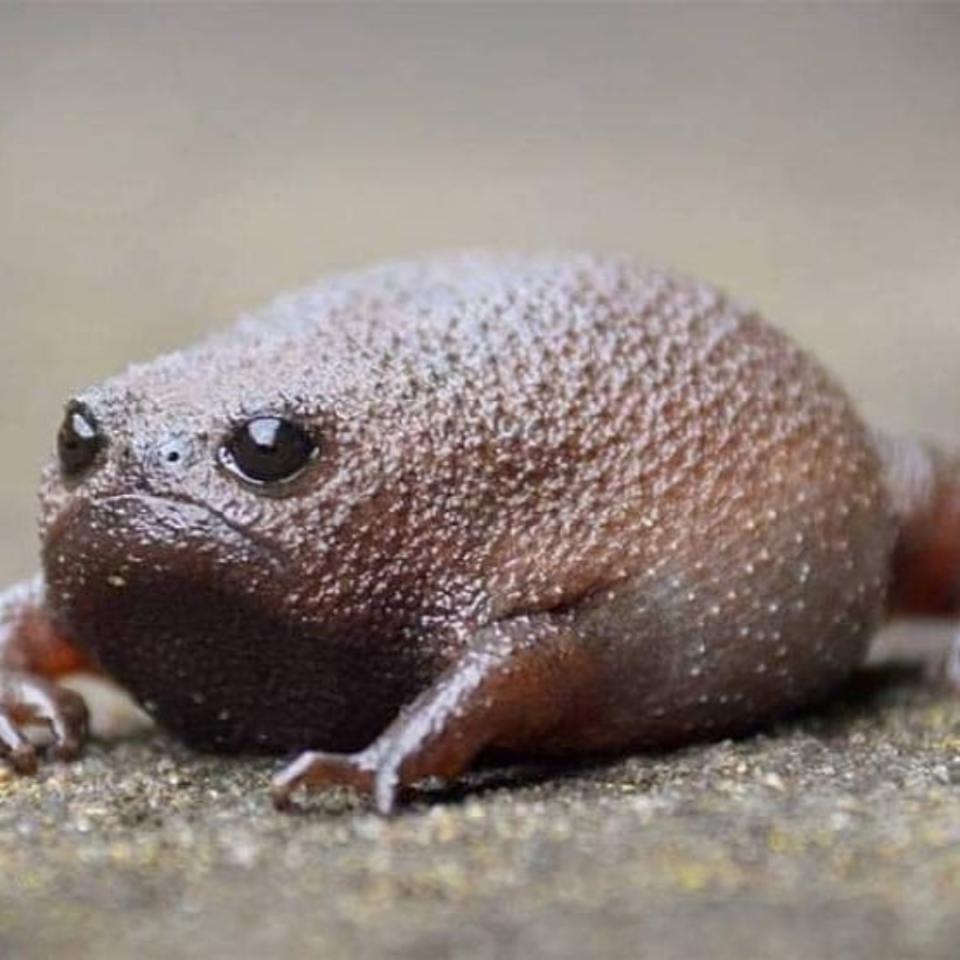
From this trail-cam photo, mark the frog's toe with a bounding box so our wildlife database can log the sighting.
[271,749,377,809]
[373,754,406,816]
[0,672,89,772]
[0,710,38,773]
[45,687,90,761]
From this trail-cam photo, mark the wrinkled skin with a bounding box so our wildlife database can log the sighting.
[1,254,958,813]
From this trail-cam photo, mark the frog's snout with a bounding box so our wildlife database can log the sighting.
[54,396,212,492]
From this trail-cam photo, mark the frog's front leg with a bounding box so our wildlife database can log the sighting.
[0,576,92,772]
[273,613,601,814]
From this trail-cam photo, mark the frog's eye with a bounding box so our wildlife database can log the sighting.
[57,402,104,478]
[220,417,317,486]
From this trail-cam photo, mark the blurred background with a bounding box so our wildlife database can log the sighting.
[1,3,958,583]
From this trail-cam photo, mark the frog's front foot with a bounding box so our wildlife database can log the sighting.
[272,747,378,810]
[272,614,599,815]
[271,736,453,815]
[0,670,89,773]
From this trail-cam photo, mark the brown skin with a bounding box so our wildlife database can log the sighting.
[0,254,956,813]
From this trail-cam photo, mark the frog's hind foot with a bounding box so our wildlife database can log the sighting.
[880,436,960,697]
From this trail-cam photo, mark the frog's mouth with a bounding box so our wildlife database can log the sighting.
[41,494,420,754]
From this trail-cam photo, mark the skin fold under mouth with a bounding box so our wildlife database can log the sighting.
[39,492,424,755]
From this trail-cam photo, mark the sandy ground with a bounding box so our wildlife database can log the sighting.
[0,667,958,960]
[1,6,959,959]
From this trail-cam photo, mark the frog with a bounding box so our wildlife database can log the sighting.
[1,254,957,813]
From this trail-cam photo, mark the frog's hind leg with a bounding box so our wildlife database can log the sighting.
[272,613,606,814]
[879,434,960,689]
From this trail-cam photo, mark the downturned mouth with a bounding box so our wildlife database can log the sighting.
[45,492,287,571]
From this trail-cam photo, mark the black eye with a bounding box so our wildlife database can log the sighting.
[57,402,103,477]
[221,417,317,485]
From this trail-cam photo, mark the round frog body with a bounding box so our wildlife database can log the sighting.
[1,254,957,812]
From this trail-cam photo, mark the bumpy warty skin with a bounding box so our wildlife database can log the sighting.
[38,253,897,755]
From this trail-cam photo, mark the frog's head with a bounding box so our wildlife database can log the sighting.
[38,333,441,755]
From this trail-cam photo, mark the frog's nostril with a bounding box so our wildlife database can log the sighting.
[58,401,104,478]
[156,436,196,471]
